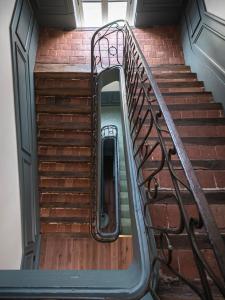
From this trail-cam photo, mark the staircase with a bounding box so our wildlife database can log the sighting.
[141,64,225,288]
[35,66,92,237]
[34,20,225,295]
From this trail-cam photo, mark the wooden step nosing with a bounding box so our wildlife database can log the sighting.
[36,105,91,114]
[39,187,91,193]
[38,156,91,162]
[154,72,197,79]
[41,216,89,223]
[158,91,213,97]
[38,139,91,147]
[39,171,91,178]
[36,89,91,97]
[40,191,90,195]
[40,202,90,209]
[157,81,204,88]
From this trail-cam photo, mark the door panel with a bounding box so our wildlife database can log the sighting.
[16,45,32,154]
[15,0,33,50]
[11,0,39,269]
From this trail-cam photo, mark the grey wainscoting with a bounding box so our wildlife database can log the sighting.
[135,0,185,27]
[11,0,39,269]
[31,0,76,29]
[181,0,225,108]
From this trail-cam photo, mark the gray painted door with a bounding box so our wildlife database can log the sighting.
[11,0,39,269]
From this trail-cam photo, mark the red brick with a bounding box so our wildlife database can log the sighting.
[37,26,184,66]
[160,249,180,279]
[166,204,180,228]
[177,250,199,279]
[196,170,216,188]
[215,145,225,159]
[214,171,225,188]
[210,205,225,229]
[149,204,168,228]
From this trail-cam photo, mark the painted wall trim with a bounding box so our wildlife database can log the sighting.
[181,0,225,108]
[31,0,76,29]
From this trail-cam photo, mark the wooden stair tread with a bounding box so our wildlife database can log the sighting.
[36,88,92,96]
[157,81,204,88]
[39,171,91,178]
[35,63,91,77]
[158,91,212,97]
[41,216,89,223]
[40,202,90,208]
[150,102,223,111]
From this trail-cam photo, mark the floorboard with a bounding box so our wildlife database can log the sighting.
[40,235,133,270]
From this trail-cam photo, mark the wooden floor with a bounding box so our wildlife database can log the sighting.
[40,235,133,270]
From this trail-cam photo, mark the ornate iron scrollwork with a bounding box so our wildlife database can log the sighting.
[91,20,225,299]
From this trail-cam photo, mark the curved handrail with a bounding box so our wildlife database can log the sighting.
[91,20,225,299]
[96,124,120,242]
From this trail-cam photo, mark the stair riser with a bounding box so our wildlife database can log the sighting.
[40,208,89,218]
[138,125,225,138]
[151,66,191,73]
[159,248,220,281]
[37,113,91,124]
[36,95,91,106]
[38,146,91,158]
[142,169,225,189]
[39,178,90,189]
[163,94,213,104]
[39,162,91,173]
[38,131,92,147]
[149,204,225,229]
[35,78,91,90]
[39,130,91,138]
[139,142,225,161]
[40,192,90,206]
[155,74,197,82]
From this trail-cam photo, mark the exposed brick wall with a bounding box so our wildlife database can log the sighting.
[36,26,184,65]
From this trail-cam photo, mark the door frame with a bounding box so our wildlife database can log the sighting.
[74,0,137,28]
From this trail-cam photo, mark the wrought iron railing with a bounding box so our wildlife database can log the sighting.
[91,20,225,299]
